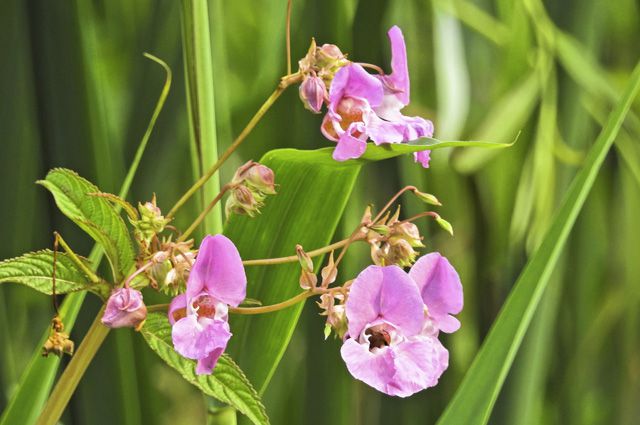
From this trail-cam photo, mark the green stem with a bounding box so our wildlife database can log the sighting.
[179,184,231,242]
[229,291,315,315]
[54,232,101,284]
[180,0,223,233]
[35,308,110,425]
[167,74,301,220]
[241,236,357,266]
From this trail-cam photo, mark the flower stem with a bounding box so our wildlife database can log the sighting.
[286,0,292,75]
[230,291,314,315]
[372,185,417,223]
[35,308,110,425]
[179,184,231,242]
[167,74,301,220]
[241,236,360,266]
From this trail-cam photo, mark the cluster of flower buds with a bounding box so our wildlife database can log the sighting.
[225,161,277,218]
[364,207,425,267]
[42,315,74,357]
[298,39,348,113]
[131,195,170,243]
[146,240,195,296]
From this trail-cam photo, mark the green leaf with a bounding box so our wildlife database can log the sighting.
[140,313,269,425]
[436,62,640,425]
[37,168,135,280]
[0,250,107,298]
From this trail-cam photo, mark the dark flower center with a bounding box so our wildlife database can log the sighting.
[366,328,391,350]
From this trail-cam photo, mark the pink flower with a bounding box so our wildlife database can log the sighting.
[340,253,462,397]
[321,26,434,167]
[168,234,246,375]
[101,287,147,329]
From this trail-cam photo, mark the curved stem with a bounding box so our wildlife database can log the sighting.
[36,308,110,425]
[358,62,385,75]
[241,236,359,266]
[179,185,231,242]
[167,75,300,220]
[286,0,292,75]
[372,185,417,223]
[401,211,440,224]
[230,291,313,315]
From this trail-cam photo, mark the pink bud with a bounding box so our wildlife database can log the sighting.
[101,287,147,329]
[299,75,327,113]
[244,163,276,195]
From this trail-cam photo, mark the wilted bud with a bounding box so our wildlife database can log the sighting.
[42,316,74,357]
[320,251,337,288]
[101,287,147,330]
[316,44,346,68]
[225,185,262,217]
[317,292,347,339]
[390,222,425,248]
[385,239,418,267]
[299,270,318,290]
[299,75,327,113]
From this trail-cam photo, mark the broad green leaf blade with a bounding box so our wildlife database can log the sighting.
[224,149,361,395]
[140,313,269,425]
[0,250,107,298]
[37,168,135,280]
[437,62,640,425]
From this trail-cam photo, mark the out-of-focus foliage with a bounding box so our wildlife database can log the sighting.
[0,0,638,424]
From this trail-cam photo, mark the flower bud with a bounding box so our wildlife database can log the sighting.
[390,221,425,248]
[317,292,347,339]
[296,245,314,272]
[243,163,276,195]
[225,185,262,217]
[320,251,337,287]
[131,197,170,242]
[414,189,441,206]
[316,44,348,74]
[299,270,318,290]
[435,215,454,236]
[299,75,327,113]
[101,287,147,329]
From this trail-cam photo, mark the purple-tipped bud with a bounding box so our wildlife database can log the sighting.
[243,163,276,195]
[102,287,147,329]
[299,75,327,113]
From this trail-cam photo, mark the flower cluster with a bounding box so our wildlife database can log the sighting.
[299,26,434,167]
[226,161,277,217]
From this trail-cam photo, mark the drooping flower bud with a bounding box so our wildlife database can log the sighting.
[296,245,314,272]
[225,185,261,217]
[390,222,425,248]
[299,75,327,113]
[320,251,337,288]
[101,287,147,330]
[242,163,276,195]
[316,44,347,71]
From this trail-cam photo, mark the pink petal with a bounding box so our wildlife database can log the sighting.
[168,293,187,325]
[409,253,463,333]
[329,64,384,110]
[195,347,225,375]
[385,26,410,105]
[333,123,368,161]
[386,335,449,397]
[187,234,247,307]
[345,265,424,338]
[171,315,231,360]
[340,338,396,394]
[414,151,431,168]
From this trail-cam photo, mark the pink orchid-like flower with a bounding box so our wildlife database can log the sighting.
[340,253,462,397]
[321,26,434,167]
[101,287,147,329]
[168,234,247,375]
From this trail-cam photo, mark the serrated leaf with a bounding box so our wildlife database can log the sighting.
[37,168,135,280]
[436,61,640,425]
[140,313,269,425]
[0,250,108,298]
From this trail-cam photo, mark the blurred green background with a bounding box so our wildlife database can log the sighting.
[1,0,639,424]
